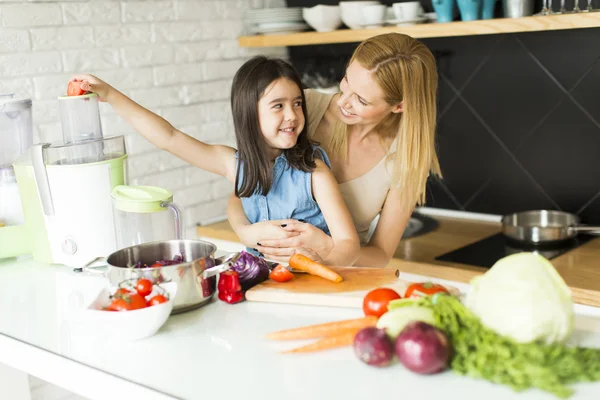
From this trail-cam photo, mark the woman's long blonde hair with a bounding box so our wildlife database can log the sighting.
[329,33,442,206]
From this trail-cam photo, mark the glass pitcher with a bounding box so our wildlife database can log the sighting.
[111,185,184,249]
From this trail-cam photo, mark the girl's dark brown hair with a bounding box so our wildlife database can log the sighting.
[231,55,315,198]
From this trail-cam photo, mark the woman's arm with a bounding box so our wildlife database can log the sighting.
[354,187,412,267]
[256,187,411,267]
[73,74,236,182]
[311,159,360,266]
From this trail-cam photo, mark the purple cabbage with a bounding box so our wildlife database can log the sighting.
[229,251,270,291]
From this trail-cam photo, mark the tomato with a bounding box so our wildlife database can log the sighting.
[404,282,449,299]
[135,278,153,297]
[148,294,168,306]
[67,81,86,96]
[362,288,401,318]
[113,288,132,297]
[269,265,294,283]
[106,293,147,311]
[150,263,162,268]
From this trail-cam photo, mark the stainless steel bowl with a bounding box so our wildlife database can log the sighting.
[102,239,235,314]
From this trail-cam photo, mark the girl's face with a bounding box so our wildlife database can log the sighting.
[337,61,403,126]
[258,77,305,157]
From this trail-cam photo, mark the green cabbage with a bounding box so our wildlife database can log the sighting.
[465,252,574,344]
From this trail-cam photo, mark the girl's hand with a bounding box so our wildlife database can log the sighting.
[236,219,300,249]
[256,221,334,263]
[70,74,114,102]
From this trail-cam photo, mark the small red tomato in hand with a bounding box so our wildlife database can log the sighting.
[107,293,147,311]
[269,265,294,283]
[363,288,401,318]
[135,278,153,297]
[67,81,86,96]
[148,294,168,306]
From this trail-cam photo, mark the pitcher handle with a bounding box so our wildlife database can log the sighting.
[163,202,184,240]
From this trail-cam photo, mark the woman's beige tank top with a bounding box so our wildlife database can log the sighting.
[304,89,394,244]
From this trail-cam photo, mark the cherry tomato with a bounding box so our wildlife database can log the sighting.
[113,288,132,297]
[362,288,401,318]
[268,265,294,283]
[106,293,147,311]
[148,294,168,306]
[135,278,153,297]
[404,282,448,299]
[67,81,86,96]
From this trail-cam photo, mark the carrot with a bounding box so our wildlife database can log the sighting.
[289,253,343,283]
[281,329,360,354]
[266,316,377,340]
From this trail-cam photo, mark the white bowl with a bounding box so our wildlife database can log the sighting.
[340,1,381,29]
[79,282,177,341]
[303,5,342,33]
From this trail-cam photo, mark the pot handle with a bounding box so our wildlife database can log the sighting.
[73,256,108,275]
[569,225,600,234]
[202,252,240,279]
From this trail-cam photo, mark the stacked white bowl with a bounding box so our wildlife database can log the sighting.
[246,7,309,35]
[340,1,381,29]
[303,5,343,32]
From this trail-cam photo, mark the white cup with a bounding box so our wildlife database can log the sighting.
[392,2,424,21]
[361,4,387,27]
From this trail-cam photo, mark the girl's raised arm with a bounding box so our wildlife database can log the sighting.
[311,159,360,266]
[73,74,236,182]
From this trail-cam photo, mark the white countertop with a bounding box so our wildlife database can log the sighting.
[1,241,600,400]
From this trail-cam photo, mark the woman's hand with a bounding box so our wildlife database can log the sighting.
[255,221,335,263]
[70,74,114,102]
[236,219,300,250]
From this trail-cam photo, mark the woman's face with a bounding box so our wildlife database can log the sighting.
[258,77,305,157]
[337,61,402,126]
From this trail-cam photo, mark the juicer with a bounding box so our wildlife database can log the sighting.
[0,92,128,267]
[0,94,33,255]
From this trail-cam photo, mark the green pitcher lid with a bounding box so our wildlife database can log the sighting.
[112,185,172,213]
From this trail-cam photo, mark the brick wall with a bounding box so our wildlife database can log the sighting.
[0,0,287,238]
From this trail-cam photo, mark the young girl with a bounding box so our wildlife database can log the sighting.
[72,56,360,266]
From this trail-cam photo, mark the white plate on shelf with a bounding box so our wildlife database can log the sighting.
[250,23,309,35]
[386,16,429,26]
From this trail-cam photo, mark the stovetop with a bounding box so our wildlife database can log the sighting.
[435,233,597,269]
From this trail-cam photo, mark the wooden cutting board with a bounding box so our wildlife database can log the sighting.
[245,267,460,308]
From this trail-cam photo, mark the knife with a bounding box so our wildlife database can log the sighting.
[265,259,306,274]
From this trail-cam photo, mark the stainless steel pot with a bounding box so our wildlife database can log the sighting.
[83,239,237,314]
[501,210,600,244]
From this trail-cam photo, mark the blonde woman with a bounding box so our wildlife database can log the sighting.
[227,33,442,268]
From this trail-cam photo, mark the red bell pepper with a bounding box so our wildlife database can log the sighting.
[218,270,243,304]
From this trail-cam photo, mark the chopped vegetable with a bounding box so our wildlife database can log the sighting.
[363,288,401,317]
[404,282,449,299]
[465,252,574,345]
[230,250,270,291]
[217,270,243,304]
[132,254,184,269]
[376,306,436,339]
[266,316,377,341]
[288,253,343,283]
[400,294,600,398]
[395,321,450,374]
[282,329,360,354]
[353,327,395,367]
[269,264,294,282]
